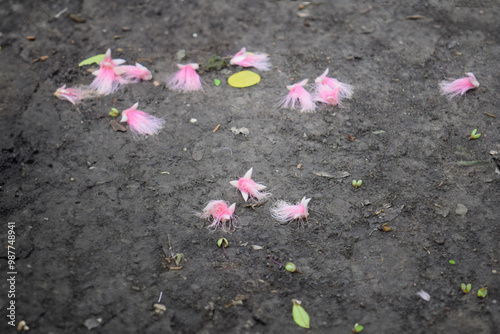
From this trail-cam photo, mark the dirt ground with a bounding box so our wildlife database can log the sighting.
[1,1,499,333]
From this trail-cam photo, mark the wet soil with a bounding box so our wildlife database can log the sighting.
[1,1,499,333]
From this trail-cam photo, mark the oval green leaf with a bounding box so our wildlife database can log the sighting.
[292,299,310,329]
[79,54,106,67]
[228,70,261,88]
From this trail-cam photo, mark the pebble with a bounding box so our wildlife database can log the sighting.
[84,318,102,330]
[455,204,468,216]
[434,237,445,245]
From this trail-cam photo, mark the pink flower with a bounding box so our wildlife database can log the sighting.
[270,197,311,224]
[197,200,239,232]
[416,290,431,301]
[278,79,316,112]
[167,63,203,92]
[89,49,126,95]
[230,47,271,71]
[439,73,479,99]
[114,63,152,83]
[314,68,353,107]
[230,167,271,202]
[120,102,165,138]
[54,85,92,105]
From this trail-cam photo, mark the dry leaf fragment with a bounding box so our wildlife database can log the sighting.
[26,36,36,41]
[110,120,127,132]
[378,223,392,232]
[169,266,183,270]
[69,13,86,23]
[407,15,425,20]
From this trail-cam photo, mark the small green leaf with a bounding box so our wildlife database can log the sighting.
[292,299,310,329]
[477,287,488,298]
[449,260,455,265]
[467,283,472,291]
[285,262,296,273]
[214,79,221,86]
[78,54,106,67]
[217,238,228,248]
[354,323,364,332]
[109,108,120,117]
[174,253,184,265]
[471,129,477,136]
[352,180,357,187]
[356,180,363,187]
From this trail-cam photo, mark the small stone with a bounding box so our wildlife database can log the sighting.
[455,204,467,216]
[84,318,101,330]
[447,40,459,49]
[176,49,186,61]
[154,303,167,314]
[434,237,445,245]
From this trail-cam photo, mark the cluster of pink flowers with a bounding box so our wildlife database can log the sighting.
[197,167,310,232]
[278,68,354,113]
[54,49,152,105]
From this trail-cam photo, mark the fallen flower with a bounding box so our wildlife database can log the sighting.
[271,197,311,224]
[120,102,165,138]
[416,289,431,301]
[54,84,93,105]
[197,200,239,232]
[167,63,203,92]
[278,79,316,113]
[314,68,353,107]
[89,48,126,95]
[230,167,271,202]
[114,63,152,83]
[230,47,271,71]
[439,73,479,99]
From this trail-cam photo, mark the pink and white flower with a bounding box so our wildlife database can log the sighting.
[230,168,271,202]
[54,85,92,105]
[89,49,127,95]
[314,68,353,107]
[271,197,311,224]
[278,79,316,113]
[167,63,203,92]
[114,63,152,83]
[120,102,165,138]
[197,200,239,232]
[230,47,271,71]
[439,73,479,99]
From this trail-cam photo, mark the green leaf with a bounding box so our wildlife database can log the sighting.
[471,129,477,136]
[228,70,261,88]
[449,260,455,265]
[467,283,472,291]
[356,180,363,187]
[109,108,119,117]
[174,253,184,265]
[292,299,310,329]
[285,262,296,273]
[214,79,221,86]
[477,287,488,298]
[78,54,106,67]
[217,238,228,248]
[354,323,364,332]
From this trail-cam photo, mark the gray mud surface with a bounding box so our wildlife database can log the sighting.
[1,1,499,333]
